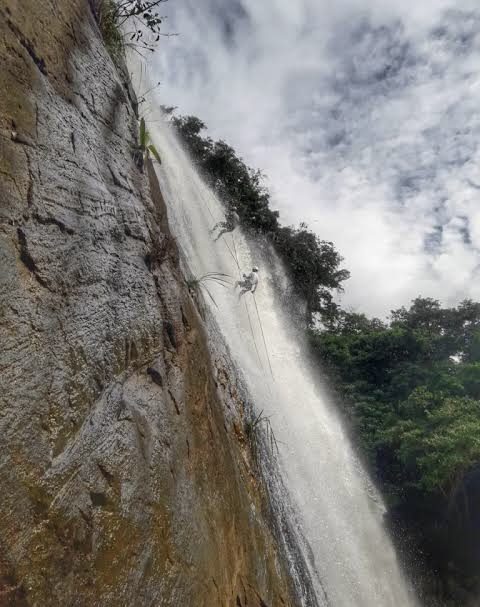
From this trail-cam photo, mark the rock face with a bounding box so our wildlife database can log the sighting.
[0,2,298,605]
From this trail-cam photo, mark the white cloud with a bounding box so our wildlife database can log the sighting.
[148,0,480,316]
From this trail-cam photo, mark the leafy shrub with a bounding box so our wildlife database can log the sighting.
[97,0,168,59]
[139,117,161,163]
[186,272,231,308]
[134,117,161,171]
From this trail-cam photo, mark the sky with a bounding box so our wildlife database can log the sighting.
[148,0,480,317]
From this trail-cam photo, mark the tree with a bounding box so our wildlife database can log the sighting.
[309,297,480,600]
[273,226,349,324]
[382,390,480,498]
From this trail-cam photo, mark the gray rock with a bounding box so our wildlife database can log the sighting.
[0,2,299,606]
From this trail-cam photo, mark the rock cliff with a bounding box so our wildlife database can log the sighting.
[0,2,298,605]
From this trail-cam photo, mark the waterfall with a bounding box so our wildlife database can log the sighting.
[145,104,419,607]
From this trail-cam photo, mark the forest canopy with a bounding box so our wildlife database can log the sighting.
[309,298,480,596]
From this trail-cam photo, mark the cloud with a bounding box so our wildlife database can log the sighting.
[148,0,480,316]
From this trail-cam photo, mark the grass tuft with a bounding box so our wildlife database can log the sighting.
[98,0,125,62]
[136,117,162,170]
[245,409,279,465]
[186,272,231,308]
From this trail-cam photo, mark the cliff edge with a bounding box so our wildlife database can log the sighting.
[0,2,298,605]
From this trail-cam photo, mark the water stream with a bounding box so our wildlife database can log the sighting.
[146,105,418,607]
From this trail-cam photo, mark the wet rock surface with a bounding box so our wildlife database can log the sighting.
[0,2,298,605]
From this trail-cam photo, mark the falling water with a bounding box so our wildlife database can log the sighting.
[145,101,419,607]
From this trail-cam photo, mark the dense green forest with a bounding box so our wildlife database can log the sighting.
[311,301,480,601]
[169,111,480,603]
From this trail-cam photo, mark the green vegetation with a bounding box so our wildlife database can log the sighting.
[186,272,231,309]
[97,0,167,60]
[171,114,349,324]
[98,0,124,61]
[310,298,480,598]
[245,409,279,465]
[172,111,480,602]
[309,298,480,492]
[138,117,161,167]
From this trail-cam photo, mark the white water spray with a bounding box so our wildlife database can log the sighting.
[145,102,418,607]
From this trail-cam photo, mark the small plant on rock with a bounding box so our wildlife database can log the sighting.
[135,117,161,171]
[245,409,279,464]
[98,0,171,56]
[186,272,231,308]
[98,0,125,60]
